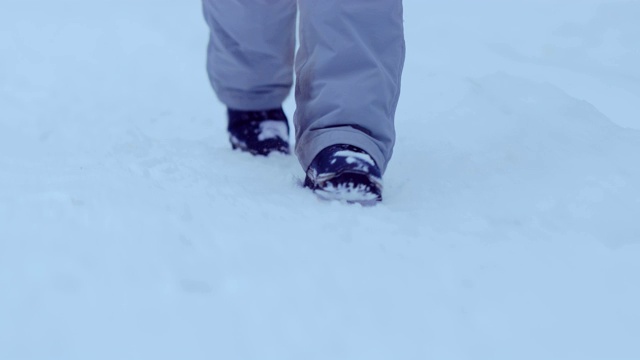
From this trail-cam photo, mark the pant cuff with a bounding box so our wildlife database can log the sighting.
[215,89,290,111]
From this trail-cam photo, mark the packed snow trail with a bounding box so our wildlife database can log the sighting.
[1,1,639,359]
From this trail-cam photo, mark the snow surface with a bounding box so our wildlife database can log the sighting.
[1,0,640,359]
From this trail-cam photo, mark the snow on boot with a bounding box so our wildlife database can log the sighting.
[304,144,383,205]
[227,107,290,156]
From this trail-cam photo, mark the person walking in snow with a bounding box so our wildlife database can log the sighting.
[202,0,405,204]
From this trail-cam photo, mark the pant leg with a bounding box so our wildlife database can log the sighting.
[294,0,405,174]
[203,0,297,110]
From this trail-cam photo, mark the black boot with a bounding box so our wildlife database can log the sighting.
[227,107,290,156]
[304,144,383,205]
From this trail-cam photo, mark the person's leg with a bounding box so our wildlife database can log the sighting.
[295,0,405,174]
[202,0,297,111]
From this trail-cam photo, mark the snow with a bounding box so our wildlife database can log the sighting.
[1,0,639,359]
[334,150,377,166]
[257,121,289,142]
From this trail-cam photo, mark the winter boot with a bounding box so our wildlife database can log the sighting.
[227,107,290,156]
[304,144,383,205]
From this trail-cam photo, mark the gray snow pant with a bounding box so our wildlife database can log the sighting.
[203,0,405,173]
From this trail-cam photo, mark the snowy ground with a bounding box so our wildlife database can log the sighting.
[1,1,639,359]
